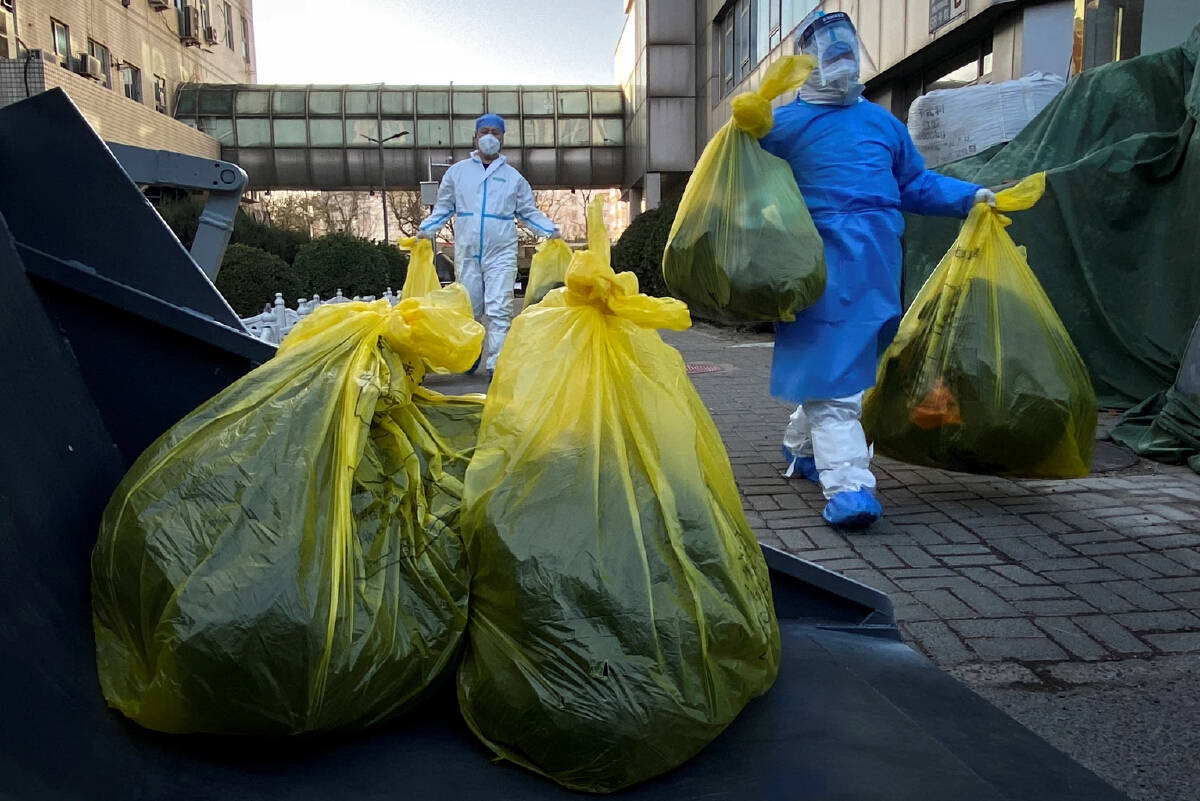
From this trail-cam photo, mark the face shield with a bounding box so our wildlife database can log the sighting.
[795,11,864,105]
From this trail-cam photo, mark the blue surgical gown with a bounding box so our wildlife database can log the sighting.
[759,98,981,404]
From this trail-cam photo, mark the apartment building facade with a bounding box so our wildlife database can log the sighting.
[0,0,257,156]
[619,0,1200,212]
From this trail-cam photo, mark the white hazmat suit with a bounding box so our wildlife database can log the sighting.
[418,153,559,372]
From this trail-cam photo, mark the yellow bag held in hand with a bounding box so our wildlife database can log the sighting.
[399,236,443,300]
[92,289,484,735]
[663,54,826,324]
[458,198,780,794]
[523,237,572,310]
[862,173,1098,479]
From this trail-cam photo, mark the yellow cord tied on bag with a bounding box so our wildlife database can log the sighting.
[545,197,691,331]
[280,285,484,376]
[863,172,1098,479]
[731,54,817,138]
[398,236,443,300]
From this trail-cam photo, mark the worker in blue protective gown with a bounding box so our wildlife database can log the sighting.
[418,114,561,375]
[759,11,995,530]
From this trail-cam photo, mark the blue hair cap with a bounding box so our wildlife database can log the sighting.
[475,113,506,133]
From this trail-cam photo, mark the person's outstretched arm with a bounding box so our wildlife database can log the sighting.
[418,168,457,238]
[891,117,982,219]
[513,177,560,239]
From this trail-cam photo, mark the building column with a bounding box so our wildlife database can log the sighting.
[645,172,661,211]
[628,186,643,220]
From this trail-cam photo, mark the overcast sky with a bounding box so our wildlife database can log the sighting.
[253,0,629,86]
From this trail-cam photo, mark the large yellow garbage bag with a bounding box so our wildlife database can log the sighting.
[523,237,572,309]
[458,199,781,794]
[92,286,485,735]
[862,174,1098,478]
[400,236,443,300]
[663,55,825,323]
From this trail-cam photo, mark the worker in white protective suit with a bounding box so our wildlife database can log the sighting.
[417,114,561,375]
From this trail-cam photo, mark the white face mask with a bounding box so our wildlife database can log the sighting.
[478,134,501,157]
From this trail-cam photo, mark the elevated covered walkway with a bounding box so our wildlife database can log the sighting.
[173,83,626,191]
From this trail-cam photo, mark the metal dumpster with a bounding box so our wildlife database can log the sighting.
[0,91,1126,801]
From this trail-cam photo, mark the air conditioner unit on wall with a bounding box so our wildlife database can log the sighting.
[203,25,219,45]
[76,53,103,81]
[148,0,170,10]
[179,7,201,45]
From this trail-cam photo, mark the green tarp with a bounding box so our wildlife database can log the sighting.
[1111,387,1200,471]
[902,23,1200,410]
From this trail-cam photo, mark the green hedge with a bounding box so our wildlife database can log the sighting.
[156,196,310,266]
[293,233,390,300]
[215,244,305,317]
[611,198,679,298]
[375,241,410,293]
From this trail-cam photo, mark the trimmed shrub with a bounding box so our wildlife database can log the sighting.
[155,197,311,266]
[293,233,390,300]
[215,244,305,317]
[375,241,410,293]
[611,198,679,298]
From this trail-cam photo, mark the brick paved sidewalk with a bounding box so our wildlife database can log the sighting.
[666,324,1200,801]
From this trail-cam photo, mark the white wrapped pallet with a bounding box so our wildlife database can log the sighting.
[907,72,1067,167]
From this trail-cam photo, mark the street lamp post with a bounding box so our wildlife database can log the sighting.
[362,130,409,243]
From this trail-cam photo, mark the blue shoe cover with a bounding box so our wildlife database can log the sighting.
[823,489,882,530]
[781,446,819,482]
[466,355,481,375]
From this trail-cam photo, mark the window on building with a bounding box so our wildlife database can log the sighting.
[240,15,251,62]
[417,90,449,115]
[199,0,211,32]
[308,91,342,115]
[755,0,773,63]
[736,0,753,83]
[722,17,734,96]
[487,90,519,115]
[121,64,142,103]
[452,119,477,147]
[557,91,589,116]
[223,3,234,49]
[593,118,624,146]
[557,118,590,146]
[308,119,343,147]
[523,118,555,146]
[153,75,168,114]
[51,19,70,65]
[345,90,379,116]
[592,91,622,115]
[416,119,450,147]
[768,0,781,49]
[381,90,413,115]
[1075,0,1144,73]
[273,119,307,147]
[87,40,113,89]
[452,89,484,116]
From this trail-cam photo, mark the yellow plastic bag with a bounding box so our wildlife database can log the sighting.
[458,199,780,793]
[523,237,572,310]
[862,174,1098,478]
[663,55,825,323]
[92,290,485,735]
[399,236,443,300]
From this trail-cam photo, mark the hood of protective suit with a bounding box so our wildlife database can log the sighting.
[796,11,865,106]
